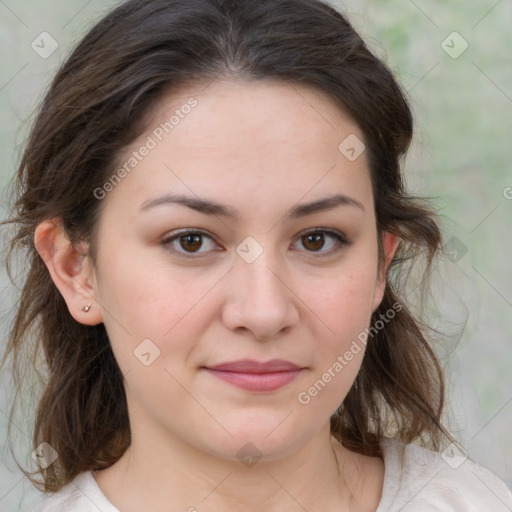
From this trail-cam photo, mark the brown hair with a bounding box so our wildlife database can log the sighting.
[1,0,453,494]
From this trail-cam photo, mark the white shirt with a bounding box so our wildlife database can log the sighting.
[29,437,512,511]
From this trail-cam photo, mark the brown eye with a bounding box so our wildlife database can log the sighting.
[161,230,218,258]
[293,229,348,256]
[302,233,326,251]
[179,234,203,252]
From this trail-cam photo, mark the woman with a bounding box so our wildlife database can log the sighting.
[1,0,511,510]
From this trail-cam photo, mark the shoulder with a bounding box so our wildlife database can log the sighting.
[378,437,512,511]
[28,471,119,512]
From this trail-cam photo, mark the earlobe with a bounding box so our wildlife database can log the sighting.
[34,219,103,325]
[372,232,400,312]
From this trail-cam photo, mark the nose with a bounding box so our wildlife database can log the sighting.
[221,248,300,341]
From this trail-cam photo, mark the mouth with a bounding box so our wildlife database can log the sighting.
[202,359,305,392]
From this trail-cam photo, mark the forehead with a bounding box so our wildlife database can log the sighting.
[146,77,362,150]
[101,78,372,220]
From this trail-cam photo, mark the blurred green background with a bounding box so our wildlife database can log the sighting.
[1,0,511,509]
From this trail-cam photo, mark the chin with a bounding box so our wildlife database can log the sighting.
[198,420,317,465]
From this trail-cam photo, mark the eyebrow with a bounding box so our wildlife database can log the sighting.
[140,192,365,220]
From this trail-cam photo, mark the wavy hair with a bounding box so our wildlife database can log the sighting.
[1,0,453,493]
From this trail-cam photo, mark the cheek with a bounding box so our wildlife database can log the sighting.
[296,254,378,387]
[308,263,377,342]
[94,242,217,372]
[95,260,216,420]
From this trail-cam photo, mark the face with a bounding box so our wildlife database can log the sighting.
[87,78,393,462]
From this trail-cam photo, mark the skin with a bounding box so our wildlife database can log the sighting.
[35,78,399,512]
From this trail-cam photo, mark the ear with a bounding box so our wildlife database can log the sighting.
[34,218,103,325]
[371,231,400,312]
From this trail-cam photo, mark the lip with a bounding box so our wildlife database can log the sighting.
[203,359,305,392]
[207,359,302,373]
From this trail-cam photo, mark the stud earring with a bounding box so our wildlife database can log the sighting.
[82,304,92,312]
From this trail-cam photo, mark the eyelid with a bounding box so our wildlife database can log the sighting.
[298,227,348,243]
[292,227,349,257]
[160,227,350,259]
[160,228,221,259]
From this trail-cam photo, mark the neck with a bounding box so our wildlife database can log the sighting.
[93,425,374,512]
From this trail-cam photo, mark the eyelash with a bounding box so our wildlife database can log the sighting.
[160,227,350,259]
